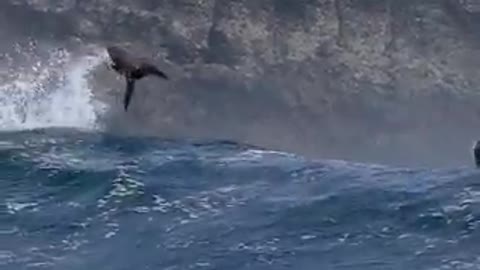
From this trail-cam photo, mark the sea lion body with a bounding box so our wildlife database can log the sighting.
[106,46,168,111]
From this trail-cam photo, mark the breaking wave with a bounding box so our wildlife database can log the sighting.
[0,45,107,131]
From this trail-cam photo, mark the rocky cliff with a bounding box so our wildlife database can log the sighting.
[2,0,480,167]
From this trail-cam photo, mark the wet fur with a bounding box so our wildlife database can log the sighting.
[106,46,168,111]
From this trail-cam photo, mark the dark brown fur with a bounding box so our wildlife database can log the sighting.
[106,46,168,111]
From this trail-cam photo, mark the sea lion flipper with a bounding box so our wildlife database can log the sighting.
[151,68,168,80]
[124,77,136,111]
[140,64,168,80]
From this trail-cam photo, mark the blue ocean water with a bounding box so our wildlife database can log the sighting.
[1,128,480,270]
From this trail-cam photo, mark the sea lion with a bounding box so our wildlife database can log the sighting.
[106,45,168,111]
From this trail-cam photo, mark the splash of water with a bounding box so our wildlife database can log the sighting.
[0,47,107,131]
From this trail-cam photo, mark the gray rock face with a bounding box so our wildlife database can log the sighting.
[3,0,480,167]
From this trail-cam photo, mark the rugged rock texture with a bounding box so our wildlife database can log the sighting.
[3,0,480,167]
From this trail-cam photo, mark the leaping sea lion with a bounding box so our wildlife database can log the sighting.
[106,45,168,111]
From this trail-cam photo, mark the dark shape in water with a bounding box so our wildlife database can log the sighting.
[472,140,480,167]
[106,45,169,111]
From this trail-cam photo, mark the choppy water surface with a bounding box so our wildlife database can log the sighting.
[0,129,479,270]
